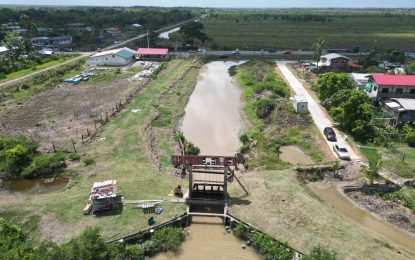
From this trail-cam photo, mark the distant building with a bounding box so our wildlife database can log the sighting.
[130,23,143,29]
[136,48,169,61]
[86,47,136,66]
[106,26,121,35]
[365,74,415,99]
[31,35,72,50]
[311,53,361,72]
[349,73,370,90]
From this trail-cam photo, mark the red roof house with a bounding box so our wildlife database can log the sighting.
[136,48,169,60]
[366,74,415,99]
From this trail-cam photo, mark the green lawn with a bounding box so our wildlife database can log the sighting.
[202,10,415,50]
[0,58,200,242]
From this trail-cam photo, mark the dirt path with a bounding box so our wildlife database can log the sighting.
[276,61,359,160]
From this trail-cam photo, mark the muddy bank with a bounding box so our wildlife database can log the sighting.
[310,183,415,253]
[345,189,415,234]
[279,145,313,165]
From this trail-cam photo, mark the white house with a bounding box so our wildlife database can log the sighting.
[86,47,136,66]
[0,46,9,56]
[349,73,370,90]
[365,74,415,99]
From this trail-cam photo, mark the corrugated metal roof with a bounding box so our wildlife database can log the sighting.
[90,47,135,58]
[116,49,135,59]
[391,98,415,110]
[372,74,415,86]
[321,53,350,60]
[137,48,169,55]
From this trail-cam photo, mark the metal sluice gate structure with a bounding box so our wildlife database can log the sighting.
[171,155,240,217]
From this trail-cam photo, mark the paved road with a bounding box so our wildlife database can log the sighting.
[171,50,370,57]
[276,60,359,160]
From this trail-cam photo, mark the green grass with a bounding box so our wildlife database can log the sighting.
[203,10,415,50]
[0,58,199,241]
[1,56,75,81]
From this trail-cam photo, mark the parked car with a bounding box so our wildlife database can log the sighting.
[283,50,292,54]
[333,144,350,160]
[232,49,240,55]
[323,127,337,141]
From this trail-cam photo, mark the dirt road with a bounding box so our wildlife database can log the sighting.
[276,61,359,160]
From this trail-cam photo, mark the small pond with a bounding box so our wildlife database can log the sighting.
[279,145,313,165]
[0,177,69,194]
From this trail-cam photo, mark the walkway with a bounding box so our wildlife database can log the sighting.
[276,61,359,160]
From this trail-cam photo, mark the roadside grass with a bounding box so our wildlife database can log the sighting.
[357,142,415,178]
[0,55,75,82]
[227,169,412,259]
[236,59,323,169]
[202,10,415,50]
[0,58,199,241]
[0,210,41,238]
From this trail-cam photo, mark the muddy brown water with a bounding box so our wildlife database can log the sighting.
[153,217,260,260]
[310,183,415,253]
[0,177,69,193]
[181,61,246,156]
[279,145,313,165]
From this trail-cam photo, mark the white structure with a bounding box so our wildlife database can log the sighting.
[86,47,136,66]
[0,46,9,56]
[349,73,370,90]
[293,94,308,113]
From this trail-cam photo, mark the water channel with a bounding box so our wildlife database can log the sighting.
[156,61,260,259]
[310,183,415,253]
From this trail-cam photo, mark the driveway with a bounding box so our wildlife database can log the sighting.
[276,61,359,160]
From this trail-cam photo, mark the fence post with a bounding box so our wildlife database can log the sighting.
[81,134,84,144]
[71,138,77,153]
[101,114,104,124]
[106,112,109,122]
[402,153,406,162]
[52,142,56,152]
[87,128,90,136]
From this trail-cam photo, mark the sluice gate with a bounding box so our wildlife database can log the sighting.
[171,155,241,217]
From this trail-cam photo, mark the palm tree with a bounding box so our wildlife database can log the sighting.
[361,160,382,184]
[312,38,327,73]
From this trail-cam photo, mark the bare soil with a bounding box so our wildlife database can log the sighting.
[0,77,145,152]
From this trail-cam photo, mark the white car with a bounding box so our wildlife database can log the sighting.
[232,49,240,55]
[333,144,350,160]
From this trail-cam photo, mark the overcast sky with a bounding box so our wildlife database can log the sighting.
[1,0,415,8]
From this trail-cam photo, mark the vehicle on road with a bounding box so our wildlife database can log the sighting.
[283,50,292,54]
[323,127,337,141]
[232,49,240,55]
[268,49,276,53]
[333,144,351,160]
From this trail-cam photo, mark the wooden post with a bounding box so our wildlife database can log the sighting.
[87,128,90,136]
[402,153,406,162]
[52,142,56,152]
[71,138,77,153]
[81,134,84,144]
[106,112,109,122]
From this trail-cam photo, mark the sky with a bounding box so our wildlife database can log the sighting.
[1,0,415,8]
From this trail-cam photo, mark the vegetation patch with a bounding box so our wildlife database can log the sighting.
[382,187,415,213]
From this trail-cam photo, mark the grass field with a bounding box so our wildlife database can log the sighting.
[202,10,415,51]
[0,58,200,242]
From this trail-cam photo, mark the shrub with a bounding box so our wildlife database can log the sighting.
[144,227,185,254]
[239,143,250,154]
[249,231,294,260]
[302,245,337,260]
[385,188,415,213]
[83,157,95,166]
[0,136,37,175]
[239,133,250,145]
[68,153,81,161]
[185,142,200,155]
[0,73,6,79]
[405,131,415,147]
[22,152,66,177]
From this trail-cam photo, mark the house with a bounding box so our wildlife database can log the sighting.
[130,23,143,29]
[383,98,415,126]
[311,53,361,72]
[31,35,72,50]
[292,94,308,113]
[365,74,415,99]
[349,73,370,90]
[106,26,121,35]
[0,46,9,56]
[86,47,136,66]
[136,48,169,61]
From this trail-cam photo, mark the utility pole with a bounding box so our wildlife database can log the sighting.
[147,30,150,48]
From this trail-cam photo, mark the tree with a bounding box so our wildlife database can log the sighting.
[179,21,209,46]
[312,38,327,72]
[406,62,415,75]
[20,14,37,38]
[313,72,353,101]
[361,159,382,184]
